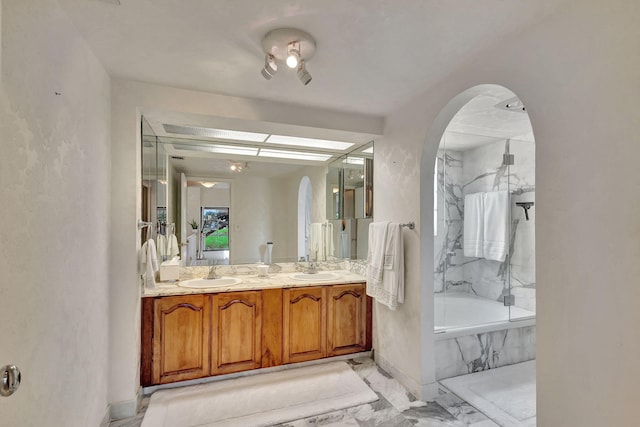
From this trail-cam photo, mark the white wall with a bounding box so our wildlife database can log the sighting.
[0,0,111,425]
[375,0,640,424]
[273,166,328,260]
[109,79,383,413]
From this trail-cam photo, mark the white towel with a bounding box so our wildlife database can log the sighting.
[167,234,180,259]
[463,192,484,258]
[156,234,167,258]
[308,223,324,260]
[483,190,509,262]
[366,221,390,297]
[325,222,335,258]
[140,239,159,289]
[377,223,405,310]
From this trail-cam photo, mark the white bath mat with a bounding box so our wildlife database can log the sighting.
[440,360,536,427]
[141,361,378,427]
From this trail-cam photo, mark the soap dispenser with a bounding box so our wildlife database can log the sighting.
[266,241,273,264]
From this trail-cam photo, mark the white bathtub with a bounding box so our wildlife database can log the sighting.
[434,292,535,339]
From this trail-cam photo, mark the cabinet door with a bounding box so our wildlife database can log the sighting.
[211,291,262,375]
[153,295,210,384]
[327,284,367,356]
[283,287,326,363]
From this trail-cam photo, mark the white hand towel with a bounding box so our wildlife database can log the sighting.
[140,239,158,289]
[167,234,179,258]
[156,234,167,258]
[463,192,484,258]
[325,222,335,258]
[366,221,389,297]
[377,222,405,310]
[308,223,324,260]
[483,190,509,262]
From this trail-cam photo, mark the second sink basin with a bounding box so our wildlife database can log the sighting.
[178,277,242,289]
[290,272,340,282]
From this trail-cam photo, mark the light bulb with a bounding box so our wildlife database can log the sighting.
[286,52,299,68]
[286,42,300,69]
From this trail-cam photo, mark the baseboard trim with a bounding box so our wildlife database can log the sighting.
[142,351,372,395]
[374,353,421,398]
[109,387,141,421]
[100,406,110,427]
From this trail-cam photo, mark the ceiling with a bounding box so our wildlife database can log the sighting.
[59,0,569,118]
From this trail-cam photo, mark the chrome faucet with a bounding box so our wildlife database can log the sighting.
[205,264,220,279]
[305,254,318,274]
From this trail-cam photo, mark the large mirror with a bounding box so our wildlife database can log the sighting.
[141,117,373,266]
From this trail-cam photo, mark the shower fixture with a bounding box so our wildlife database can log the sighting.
[495,96,527,113]
[516,202,534,220]
[261,28,316,85]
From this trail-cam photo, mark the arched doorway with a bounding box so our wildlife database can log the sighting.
[421,85,537,419]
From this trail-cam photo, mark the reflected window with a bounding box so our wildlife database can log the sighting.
[201,207,229,251]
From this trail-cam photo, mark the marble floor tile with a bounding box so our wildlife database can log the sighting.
[435,389,493,425]
[109,357,510,427]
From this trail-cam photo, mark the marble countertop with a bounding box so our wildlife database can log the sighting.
[143,264,367,298]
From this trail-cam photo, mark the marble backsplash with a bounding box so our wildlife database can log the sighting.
[435,137,536,313]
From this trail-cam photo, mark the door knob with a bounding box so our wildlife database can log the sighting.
[1,365,21,397]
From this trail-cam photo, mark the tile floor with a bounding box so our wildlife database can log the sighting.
[109,357,498,427]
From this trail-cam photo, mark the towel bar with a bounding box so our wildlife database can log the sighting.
[400,222,415,230]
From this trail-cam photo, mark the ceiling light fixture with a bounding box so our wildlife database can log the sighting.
[297,60,312,85]
[265,134,353,151]
[261,28,315,85]
[201,182,216,188]
[261,54,277,80]
[258,148,332,162]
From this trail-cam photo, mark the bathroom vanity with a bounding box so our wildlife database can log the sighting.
[140,269,372,386]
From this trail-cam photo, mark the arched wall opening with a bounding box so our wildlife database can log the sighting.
[420,83,536,389]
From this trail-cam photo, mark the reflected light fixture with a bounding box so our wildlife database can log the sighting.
[261,28,315,85]
[230,162,248,172]
[201,181,216,188]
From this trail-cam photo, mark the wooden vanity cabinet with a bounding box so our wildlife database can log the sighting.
[282,287,327,364]
[141,283,371,386]
[150,294,211,385]
[327,284,368,356]
[210,291,262,375]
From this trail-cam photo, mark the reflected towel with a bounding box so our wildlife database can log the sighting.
[167,234,179,259]
[140,239,158,289]
[325,222,335,258]
[156,234,167,258]
[366,222,389,297]
[463,192,484,258]
[309,223,324,260]
[483,190,509,261]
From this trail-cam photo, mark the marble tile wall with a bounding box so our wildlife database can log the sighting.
[435,137,536,314]
[435,326,536,380]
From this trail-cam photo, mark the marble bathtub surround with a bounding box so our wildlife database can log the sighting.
[435,137,536,315]
[435,326,536,380]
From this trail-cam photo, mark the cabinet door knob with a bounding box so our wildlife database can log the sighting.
[1,365,21,397]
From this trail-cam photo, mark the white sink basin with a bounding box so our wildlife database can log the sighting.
[178,277,242,289]
[290,272,340,282]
